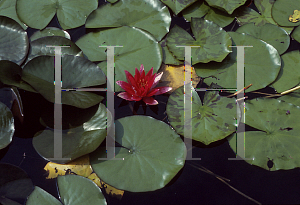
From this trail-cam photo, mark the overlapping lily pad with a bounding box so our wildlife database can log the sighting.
[160,0,197,15]
[236,0,294,34]
[76,26,162,92]
[271,51,300,93]
[16,0,98,29]
[57,175,107,205]
[166,18,232,64]
[159,39,182,65]
[22,55,106,108]
[0,60,37,93]
[86,0,171,41]
[26,175,107,205]
[0,0,27,29]
[0,16,29,65]
[182,0,235,27]
[278,89,300,107]
[228,98,300,171]
[0,163,33,204]
[292,25,300,43]
[205,0,247,14]
[0,101,14,150]
[26,36,83,64]
[236,23,290,55]
[166,84,236,145]
[30,27,71,41]
[271,0,300,27]
[195,32,281,92]
[33,103,110,164]
[90,115,186,192]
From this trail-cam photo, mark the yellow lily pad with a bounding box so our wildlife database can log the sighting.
[44,154,124,199]
[44,155,93,179]
[289,10,300,23]
[156,63,201,94]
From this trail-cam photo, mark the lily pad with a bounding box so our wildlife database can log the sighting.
[166,84,236,145]
[228,98,300,171]
[182,0,235,28]
[0,163,33,204]
[236,0,294,34]
[159,39,182,65]
[0,60,37,93]
[195,32,281,92]
[278,89,300,107]
[33,103,110,164]
[26,36,83,64]
[16,0,98,29]
[0,0,27,29]
[160,0,197,15]
[205,0,247,14]
[22,55,106,108]
[291,25,300,43]
[26,186,61,205]
[30,27,71,41]
[57,175,107,205]
[90,115,186,192]
[271,51,300,93]
[0,16,29,65]
[76,26,162,92]
[271,0,300,27]
[85,0,171,41]
[166,18,232,64]
[0,101,14,150]
[236,23,290,55]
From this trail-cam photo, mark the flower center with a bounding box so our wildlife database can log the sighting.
[138,79,148,88]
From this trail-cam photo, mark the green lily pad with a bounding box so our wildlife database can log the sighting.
[271,0,300,27]
[0,163,33,204]
[160,0,197,15]
[236,1,294,34]
[0,101,14,149]
[196,32,281,92]
[236,23,290,55]
[26,186,61,205]
[228,98,300,171]
[292,25,300,43]
[16,0,98,29]
[182,0,235,27]
[271,51,300,93]
[26,36,83,65]
[107,0,118,2]
[76,26,162,92]
[86,0,171,41]
[166,84,236,145]
[30,27,71,42]
[166,18,232,64]
[160,38,182,65]
[33,103,110,164]
[278,89,300,107]
[0,0,27,29]
[0,16,29,65]
[57,175,107,205]
[22,55,106,108]
[0,60,37,93]
[90,115,186,192]
[205,0,247,14]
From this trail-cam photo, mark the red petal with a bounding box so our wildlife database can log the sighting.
[124,71,135,85]
[117,92,135,101]
[134,67,140,83]
[150,72,163,89]
[143,97,158,105]
[145,67,153,81]
[146,88,160,97]
[139,64,144,75]
[116,81,136,96]
[153,86,172,95]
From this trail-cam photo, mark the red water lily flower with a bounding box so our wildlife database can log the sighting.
[116,64,172,105]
